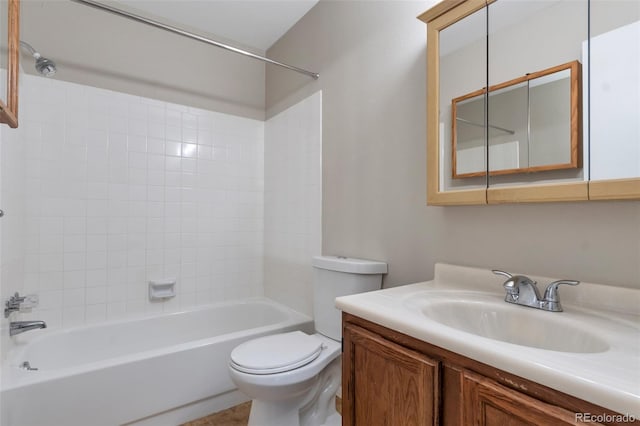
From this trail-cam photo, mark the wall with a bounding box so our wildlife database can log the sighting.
[264,91,322,317]
[266,0,640,290]
[20,0,265,120]
[0,73,264,333]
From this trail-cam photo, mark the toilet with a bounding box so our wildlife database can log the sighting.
[228,256,387,426]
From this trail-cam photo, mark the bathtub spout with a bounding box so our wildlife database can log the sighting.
[10,320,47,336]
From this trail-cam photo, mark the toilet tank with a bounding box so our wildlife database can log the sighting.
[312,256,387,340]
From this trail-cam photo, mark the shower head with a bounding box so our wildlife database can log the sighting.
[34,57,57,78]
[19,41,57,77]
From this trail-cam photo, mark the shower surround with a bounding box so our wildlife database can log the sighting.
[1,74,266,332]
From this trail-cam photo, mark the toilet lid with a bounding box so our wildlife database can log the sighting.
[230,331,324,375]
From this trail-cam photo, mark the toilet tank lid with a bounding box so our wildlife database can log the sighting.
[312,256,387,274]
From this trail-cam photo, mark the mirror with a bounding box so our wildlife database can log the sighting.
[0,0,19,128]
[420,0,488,205]
[453,61,581,178]
[419,0,640,204]
[587,1,640,199]
[438,1,487,198]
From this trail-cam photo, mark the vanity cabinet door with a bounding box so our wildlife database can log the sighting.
[342,323,440,426]
[462,370,604,426]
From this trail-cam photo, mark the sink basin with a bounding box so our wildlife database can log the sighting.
[418,297,610,353]
[337,264,640,417]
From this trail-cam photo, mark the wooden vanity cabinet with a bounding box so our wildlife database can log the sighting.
[342,323,440,425]
[342,313,635,426]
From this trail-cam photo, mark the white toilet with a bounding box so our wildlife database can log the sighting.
[228,256,387,426]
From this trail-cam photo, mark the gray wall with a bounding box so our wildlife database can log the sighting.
[266,0,640,289]
[21,0,265,119]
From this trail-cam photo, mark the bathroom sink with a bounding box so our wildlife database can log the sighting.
[336,264,640,417]
[417,297,610,353]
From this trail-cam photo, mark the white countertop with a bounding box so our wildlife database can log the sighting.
[335,263,640,417]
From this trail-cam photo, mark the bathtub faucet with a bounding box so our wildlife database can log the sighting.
[10,320,47,336]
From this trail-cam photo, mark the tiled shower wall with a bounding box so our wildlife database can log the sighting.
[1,74,264,330]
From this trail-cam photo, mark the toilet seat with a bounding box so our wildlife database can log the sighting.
[230,331,324,375]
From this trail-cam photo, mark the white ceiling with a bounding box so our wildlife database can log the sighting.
[114,0,319,52]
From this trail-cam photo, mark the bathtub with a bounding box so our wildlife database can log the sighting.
[0,298,313,426]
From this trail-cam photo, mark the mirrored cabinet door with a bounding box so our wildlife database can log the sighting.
[440,4,488,194]
[421,0,488,205]
[587,0,640,200]
[485,0,588,203]
[419,0,639,205]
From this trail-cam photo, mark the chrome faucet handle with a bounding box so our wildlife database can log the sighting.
[543,280,580,302]
[492,270,518,295]
[4,292,26,318]
[492,270,513,279]
[492,270,536,291]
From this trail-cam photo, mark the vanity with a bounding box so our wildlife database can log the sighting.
[336,264,640,425]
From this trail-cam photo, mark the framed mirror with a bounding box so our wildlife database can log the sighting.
[419,0,638,205]
[0,0,19,128]
[452,61,581,179]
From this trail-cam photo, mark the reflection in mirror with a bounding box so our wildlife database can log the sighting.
[453,63,580,179]
[487,0,587,188]
[588,1,640,181]
[439,5,487,191]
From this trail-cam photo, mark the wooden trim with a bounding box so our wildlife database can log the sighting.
[0,0,19,128]
[589,178,640,201]
[417,0,468,24]
[487,181,588,204]
[428,188,487,206]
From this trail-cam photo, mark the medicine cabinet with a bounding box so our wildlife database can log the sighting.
[419,0,640,205]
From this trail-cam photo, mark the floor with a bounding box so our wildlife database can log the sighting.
[183,397,342,426]
[182,402,252,426]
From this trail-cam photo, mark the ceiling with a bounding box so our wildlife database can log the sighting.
[114,0,319,52]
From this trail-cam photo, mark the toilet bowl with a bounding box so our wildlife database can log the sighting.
[229,331,342,426]
[228,256,387,426]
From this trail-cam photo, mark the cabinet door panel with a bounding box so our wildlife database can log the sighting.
[463,370,603,426]
[343,324,440,426]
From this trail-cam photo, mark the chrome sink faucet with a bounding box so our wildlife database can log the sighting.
[492,270,579,312]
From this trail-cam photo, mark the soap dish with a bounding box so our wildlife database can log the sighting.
[149,279,176,300]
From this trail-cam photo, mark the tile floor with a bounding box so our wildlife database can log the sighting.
[182,401,251,426]
[183,397,342,426]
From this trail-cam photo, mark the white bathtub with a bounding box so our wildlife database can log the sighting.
[0,298,313,426]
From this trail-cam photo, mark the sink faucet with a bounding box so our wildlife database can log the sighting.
[10,321,47,336]
[492,270,579,312]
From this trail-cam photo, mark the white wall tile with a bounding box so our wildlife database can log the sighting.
[1,74,265,334]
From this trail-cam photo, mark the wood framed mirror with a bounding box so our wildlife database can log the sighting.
[0,0,19,128]
[452,61,581,179]
[418,0,639,205]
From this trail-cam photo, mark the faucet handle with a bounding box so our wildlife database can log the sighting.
[492,270,513,279]
[543,279,580,302]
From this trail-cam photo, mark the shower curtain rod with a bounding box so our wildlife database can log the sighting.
[70,0,320,79]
